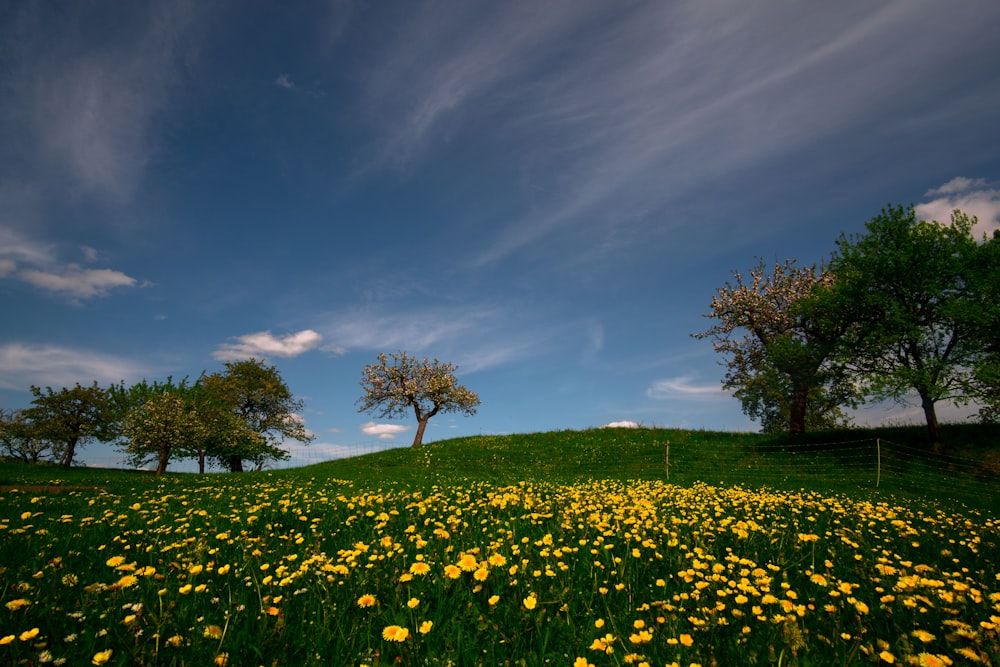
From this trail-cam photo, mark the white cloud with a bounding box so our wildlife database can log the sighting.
[603,420,640,428]
[647,376,727,401]
[274,73,295,89]
[18,266,139,299]
[0,342,148,391]
[915,178,1000,237]
[0,226,54,266]
[0,259,14,277]
[924,177,988,197]
[213,330,323,361]
[361,422,412,440]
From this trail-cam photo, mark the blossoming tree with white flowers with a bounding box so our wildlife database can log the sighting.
[358,351,480,447]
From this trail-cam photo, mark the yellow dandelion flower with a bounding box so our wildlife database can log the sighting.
[680,634,694,647]
[473,567,489,581]
[189,564,204,575]
[5,599,29,611]
[879,650,895,663]
[912,629,936,643]
[214,653,229,666]
[167,634,184,647]
[92,649,113,665]
[217,564,231,575]
[407,597,420,609]
[105,556,125,568]
[444,564,462,579]
[265,606,280,616]
[409,562,431,576]
[357,594,376,608]
[382,625,409,642]
[488,594,500,606]
[178,584,192,595]
[19,628,39,641]
[523,594,537,610]
[116,575,138,588]
[0,635,14,645]
[457,554,478,571]
[916,654,949,667]
[204,625,224,639]
[419,620,433,634]
[488,553,507,567]
[797,533,819,543]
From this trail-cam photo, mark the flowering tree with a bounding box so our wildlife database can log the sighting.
[695,259,856,435]
[358,351,480,447]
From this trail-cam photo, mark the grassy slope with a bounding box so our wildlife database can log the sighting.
[2,423,997,511]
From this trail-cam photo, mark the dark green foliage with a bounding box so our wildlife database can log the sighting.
[830,205,984,443]
[21,382,115,467]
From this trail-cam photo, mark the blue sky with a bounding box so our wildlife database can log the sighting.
[2,1,1000,468]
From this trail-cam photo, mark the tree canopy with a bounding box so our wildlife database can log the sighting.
[358,351,480,447]
[695,259,856,435]
[22,383,115,467]
[829,205,983,443]
[201,358,312,472]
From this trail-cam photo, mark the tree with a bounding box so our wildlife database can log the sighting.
[695,259,856,435]
[120,391,204,475]
[358,351,480,447]
[967,230,1000,422]
[0,409,51,463]
[829,205,982,443]
[22,383,114,467]
[201,358,312,472]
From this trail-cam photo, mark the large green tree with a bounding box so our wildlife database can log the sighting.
[201,358,312,472]
[358,351,480,447]
[696,259,856,435]
[829,205,982,443]
[22,382,115,467]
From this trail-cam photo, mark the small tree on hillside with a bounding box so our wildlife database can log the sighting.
[358,351,480,447]
[0,408,51,463]
[23,382,115,467]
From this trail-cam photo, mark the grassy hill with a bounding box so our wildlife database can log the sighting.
[1,424,998,665]
[2,423,998,511]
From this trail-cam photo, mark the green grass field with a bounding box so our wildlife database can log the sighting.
[1,426,998,665]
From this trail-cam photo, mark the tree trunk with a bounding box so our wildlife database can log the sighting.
[227,455,244,473]
[920,392,942,446]
[198,452,206,474]
[788,383,808,436]
[411,418,429,447]
[156,449,170,476]
[58,438,78,467]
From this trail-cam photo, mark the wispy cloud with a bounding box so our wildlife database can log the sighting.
[916,177,1000,237]
[3,2,207,203]
[274,73,295,89]
[213,330,323,361]
[19,266,140,299]
[646,376,728,401]
[356,2,997,265]
[0,342,149,390]
[361,422,411,440]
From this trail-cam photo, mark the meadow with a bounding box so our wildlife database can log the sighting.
[1,427,998,666]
